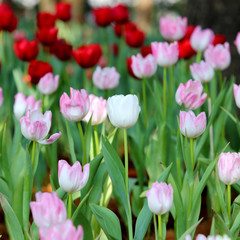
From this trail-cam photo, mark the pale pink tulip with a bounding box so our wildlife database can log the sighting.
[58,160,90,193]
[0,88,3,107]
[131,53,157,78]
[190,60,214,83]
[218,152,240,185]
[234,32,240,54]
[186,234,230,240]
[175,79,207,110]
[20,110,61,144]
[60,88,90,122]
[204,43,231,70]
[38,73,59,95]
[92,66,120,90]
[146,181,173,215]
[159,15,187,41]
[190,26,214,52]
[180,110,206,138]
[151,41,179,67]
[185,235,207,240]
[233,83,240,108]
[82,94,107,125]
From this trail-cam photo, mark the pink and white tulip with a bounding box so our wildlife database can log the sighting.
[60,88,90,122]
[233,83,240,108]
[190,60,214,83]
[186,235,230,240]
[204,43,231,70]
[20,110,61,144]
[151,41,179,67]
[159,15,187,41]
[234,32,240,55]
[146,181,173,215]
[38,73,59,95]
[0,88,3,107]
[175,79,207,110]
[185,234,207,240]
[131,53,157,78]
[83,94,107,125]
[92,66,120,90]
[217,152,240,185]
[190,26,214,52]
[180,110,206,138]
[58,160,90,193]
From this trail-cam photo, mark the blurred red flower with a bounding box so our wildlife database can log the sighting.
[126,57,140,80]
[92,6,112,27]
[56,2,72,22]
[37,12,56,29]
[125,28,145,48]
[37,27,58,46]
[50,39,72,61]
[112,4,129,24]
[0,3,18,32]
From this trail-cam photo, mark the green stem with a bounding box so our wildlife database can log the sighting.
[204,83,209,99]
[218,70,223,90]
[154,214,158,240]
[208,98,214,160]
[94,125,100,155]
[190,138,194,168]
[158,214,162,240]
[169,66,174,104]
[41,94,45,113]
[187,183,194,229]
[142,77,147,128]
[77,122,86,165]
[123,129,128,194]
[31,141,36,167]
[196,51,202,63]
[68,193,72,219]
[227,184,231,221]
[163,67,167,120]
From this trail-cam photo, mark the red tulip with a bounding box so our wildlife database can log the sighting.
[113,22,137,38]
[13,39,39,62]
[50,39,72,61]
[28,60,53,85]
[0,3,18,32]
[213,34,226,46]
[112,4,129,24]
[125,28,145,48]
[37,12,56,29]
[37,27,58,46]
[126,57,140,80]
[140,45,152,57]
[180,25,195,41]
[72,44,102,68]
[178,38,196,60]
[56,2,72,22]
[112,43,119,56]
[92,6,112,27]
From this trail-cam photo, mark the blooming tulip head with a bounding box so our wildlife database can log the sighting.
[56,2,72,22]
[190,60,214,83]
[36,27,58,46]
[50,39,72,61]
[37,12,56,29]
[58,160,90,193]
[124,28,145,48]
[38,73,59,95]
[60,88,90,122]
[20,110,61,144]
[233,83,240,108]
[107,94,141,129]
[190,26,214,52]
[82,94,107,125]
[151,41,179,67]
[204,42,231,71]
[112,4,129,24]
[146,181,173,215]
[0,88,3,107]
[217,152,240,185]
[234,32,240,55]
[175,80,207,110]
[0,3,18,32]
[131,53,157,79]
[92,6,112,27]
[126,57,140,80]
[180,110,206,138]
[159,15,187,41]
[186,234,231,240]
[178,39,196,60]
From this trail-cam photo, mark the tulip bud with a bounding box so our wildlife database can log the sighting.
[92,6,112,27]
[38,73,59,95]
[125,28,145,48]
[112,4,129,24]
[233,83,240,108]
[37,12,56,29]
[50,39,72,61]
[0,3,18,32]
[56,2,72,22]
[0,88,3,107]
[234,32,240,55]
[36,27,58,46]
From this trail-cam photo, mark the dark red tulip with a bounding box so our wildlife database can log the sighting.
[92,6,112,27]
[125,28,145,48]
[126,57,140,80]
[178,38,196,59]
[0,3,18,32]
[56,2,72,22]
[13,39,39,62]
[37,27,58,46]
[50,39,72,61]
[112,43,119,56]
[112,4,129,24]
[72,44,102,68]
[140,45,152,57]
[28,60,53,85]
[113,22,137,38]
[37,12,56,29]
[213,34,226,46]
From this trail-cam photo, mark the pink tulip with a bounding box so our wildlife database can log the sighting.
[30,192,67,228]
[190,60,214,83]
[14,93,41,120]
[82,94,107,125]
[146,181,173,215]
[39,220,83,240]
[180,110,206,138]
[0,87,3,107]
[204,43,231,70]
[92,66,120,90]
[185,235,207,240]
[159,15,187,41]
[151,41,179,67]
[20,110,61,144]
[58,160,90,193]
[38,73,59,95]
[234,32,240,54]
[233,83,240,108]
[60,88,90,122]
[175,79,207,110]
[186,234,230,240]
[218,152,240,185]
[190,26,214,52]
[131,53,157,78]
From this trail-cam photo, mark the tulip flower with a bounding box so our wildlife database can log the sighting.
[190,61,214,83]
[92,6,112,27]
[126,57,140,80]
[20,110,61,144]
[0,3,18,32]
[140,45,152,57]
[92,66,120,90]
[125,28,145,48]
[36,27,58,46]
[37,12,56,29]
[38,73,59,95]
[180,110,206,138]
[113,22,137,38]
[50,39,72,61]
[175,79,207,110]
[234,32,240,55]
[58,160,90,193]
[185,234,231,240]
[178,38,196,59]
[159,15,187,41]
[151,41,179,67]
[112,4,129,24]
[56,2,72,22]
[233,83,240,108]
[213,34,226,46]
[0,88,3,107]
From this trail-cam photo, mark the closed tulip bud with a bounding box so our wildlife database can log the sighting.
[56,2,72,22]
[159,15,187,41]
[204,43,231,71]
[125,28,145,48]
[92,6,112,27]
[37,27,58,46]
[0,88,3,107]
[175,80,207,110]
[107,94,141,129]
[146,181,173,215]
[30,192,67,228]
[83,94,107,125]
[112,4,129,24]
[151,41,179,67]
[50,39,72,61]
[190,61,214,83]
[37,12,56,29]
[38,73,59,95]
[58,160,90,193]
[190,26,214,52]
[60,88,90,122]
[0,3,18,32]
[234,32,240,55]
[233,84,240,108]
[20,110,61,144]
[180,110,206,138]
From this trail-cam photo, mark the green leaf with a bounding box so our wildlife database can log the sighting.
[84,119,92,163]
